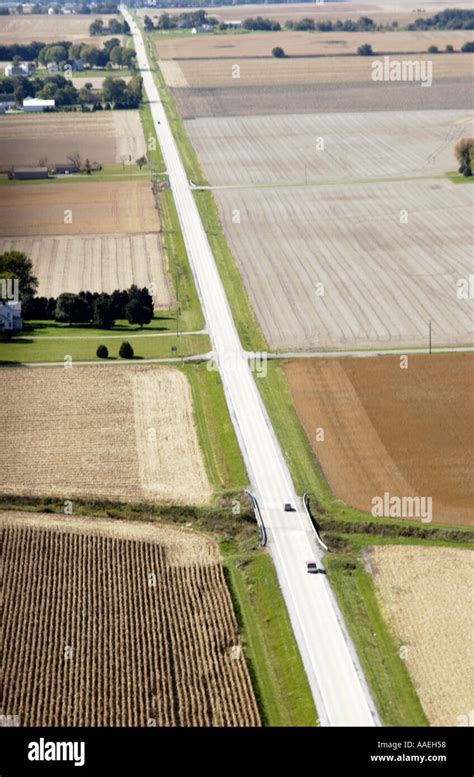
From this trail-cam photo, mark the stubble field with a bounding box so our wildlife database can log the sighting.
[1,511,260,726]
[369,544,473,726]
[0,182,173,306]
[0,366,212,505]
[186,109,472,185]
[157,30,473,62]
[283,354,474,525]
[0,112,146,170]
[0,234,173,307]
[0,15,124,45]
[215,179,473,350]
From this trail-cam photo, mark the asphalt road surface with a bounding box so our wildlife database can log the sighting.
[122,6,379,727]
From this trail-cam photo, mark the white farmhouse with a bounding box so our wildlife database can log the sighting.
[23,97,55,112]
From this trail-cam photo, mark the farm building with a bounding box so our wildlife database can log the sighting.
[0,100,16,114]
[0,302,22,334]
[53,163,78,175]
[22,98,55,113]
[4,63,36,77]
[13,166,48,180]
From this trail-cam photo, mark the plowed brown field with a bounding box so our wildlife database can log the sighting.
[0,181,159,236]
[0,366,212,505]
[1,511,260,726]
[369,544,474,726]
[0,112,145,170]
[283,354,474,525]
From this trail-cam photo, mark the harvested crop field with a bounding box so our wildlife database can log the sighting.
[0,182,160,236]
[173,78,470,118]
[0,112,146,170]
[168,53,471,89]
[368,544,473,726]
[0,235,173,309]
[1,511,260,726]
[0,181,173,308]
[214,179,473,350]
[0,366,212,505]
[0,15,124,45]
[186,109,472,185]
[144,1,473,27]
[157,31,473,62]
[283,354,474,525]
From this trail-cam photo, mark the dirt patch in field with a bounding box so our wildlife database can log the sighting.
[0,234,173,309]
[0,181,160,236]
[0,111,145,170]
[369,544,474,726]
[215,179,473,350]
[283,354,474,525]
[0,366,212,506]
[1,511,260,726]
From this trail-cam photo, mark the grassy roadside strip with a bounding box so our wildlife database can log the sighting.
[224,552,318,726]
[0,333,210,363]
[140,80,205,333]
[139,101,166,172]
[326,551,428,727]
[0,495,317,726]
[324,531,473,726]
[147,32,268,352]
[182,362,249,495]
[160,187,205,332]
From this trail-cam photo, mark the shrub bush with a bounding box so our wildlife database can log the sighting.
[96,344,109,359]
[119,340,134,359]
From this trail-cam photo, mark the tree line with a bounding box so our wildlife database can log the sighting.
[0,252,155,330]
[89,18,130,36]
[0,37,136,67]
[2,72,142,110]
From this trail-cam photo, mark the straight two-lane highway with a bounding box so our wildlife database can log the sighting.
[123,6,379,727]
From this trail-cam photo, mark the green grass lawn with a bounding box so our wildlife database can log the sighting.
[183,362,248,493]
[446,170,474,184]
[21,315,190,338]
[0,332,210,363]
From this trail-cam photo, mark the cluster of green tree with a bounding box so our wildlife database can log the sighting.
[0,251,38,303]
[2,2,120,14]
[242,17,281,32]
[2,72,142,109]
[407,9,474,31]
[285,16,375,32]
[455,138,474,177]
[144,10,217,31]
[89,17,130,36]
[24,286,154,329]
[77,2,120,14]
[0,37,135,68]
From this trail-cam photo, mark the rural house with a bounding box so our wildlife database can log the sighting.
[0,301,22,334]
[23,97,55,112]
